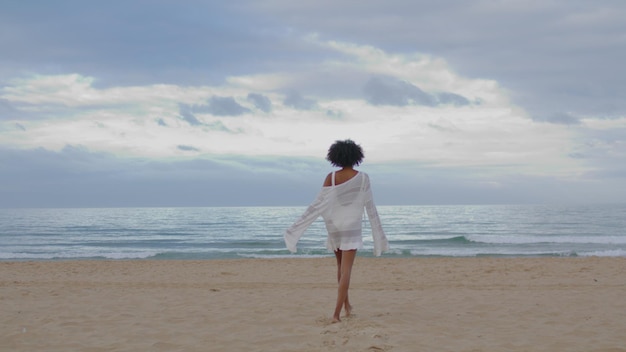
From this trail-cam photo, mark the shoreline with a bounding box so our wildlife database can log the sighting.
[3,257,626,351]
[4,251,626,262]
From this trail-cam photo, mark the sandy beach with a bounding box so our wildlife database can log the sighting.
[1,257,625,351]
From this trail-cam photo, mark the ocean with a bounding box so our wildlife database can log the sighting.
[1,204,625,260]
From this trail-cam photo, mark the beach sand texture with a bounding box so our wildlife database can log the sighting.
[2,257,626,351]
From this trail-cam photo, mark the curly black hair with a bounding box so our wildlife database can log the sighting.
[326,139,364,167]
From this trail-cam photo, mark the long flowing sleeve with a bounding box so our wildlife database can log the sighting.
[363,175,389,256]
[284,188,332,253]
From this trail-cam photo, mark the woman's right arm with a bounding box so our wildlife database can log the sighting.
[284,188,331,253]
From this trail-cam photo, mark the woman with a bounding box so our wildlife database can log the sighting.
[284,139,389,323]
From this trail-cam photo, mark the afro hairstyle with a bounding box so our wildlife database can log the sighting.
[326,139,364,167]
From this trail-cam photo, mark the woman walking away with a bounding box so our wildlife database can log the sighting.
[284,139,389,323]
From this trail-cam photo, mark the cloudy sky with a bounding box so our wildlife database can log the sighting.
[1,0,625,207]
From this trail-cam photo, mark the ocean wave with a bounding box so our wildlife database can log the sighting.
[0,251,158,260]
[465,235,626,245]
[577,249,626,257]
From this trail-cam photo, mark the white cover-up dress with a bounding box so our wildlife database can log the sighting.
[284,171,389,256]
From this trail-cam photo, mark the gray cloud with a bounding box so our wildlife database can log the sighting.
[4,1,624,117]
[434,92,471,106]
[0,146,326,207]
[0,2,327,88]
[206,96,251,116]
[247,93,272,113]
[326,110,343,119]
[181,97,251,118]
[177,145,200,152]
[363,77,470,107]
[178,104,203,126]
[363,77,433,106]
[178,101,246,131]
[283,91,317,110]
[243,1,626,118]
[208,121,237,133]
[536,112,581,125]
[2,145,624,207]
[0,99,17,119]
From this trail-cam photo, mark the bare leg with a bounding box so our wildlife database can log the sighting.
[334,250,352,315]
[333,249,357,323]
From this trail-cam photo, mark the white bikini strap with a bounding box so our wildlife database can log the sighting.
[360,172,366,190]
[332,171,336,186]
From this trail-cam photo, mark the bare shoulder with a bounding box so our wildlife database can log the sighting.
[323,173,333,187]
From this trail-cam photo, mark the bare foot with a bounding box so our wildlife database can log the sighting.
[332,316,341,323]
[345,304,353,317]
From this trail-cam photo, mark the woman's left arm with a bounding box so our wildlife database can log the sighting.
[364,175,389,256]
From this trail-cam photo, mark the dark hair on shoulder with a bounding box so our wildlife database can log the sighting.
[326,139,364,167]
